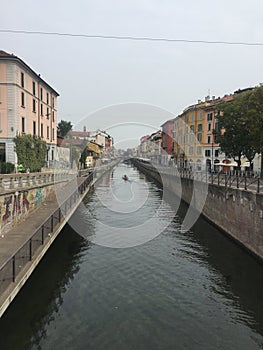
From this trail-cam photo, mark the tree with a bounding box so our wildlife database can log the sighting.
[79,144,88,169]
[247,85,263,177]
[217,90,257,170]
[14,134,47,172]
[57,120,73,138]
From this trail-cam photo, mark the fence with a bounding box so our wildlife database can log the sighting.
[135,161,263,194]
[0,172,93,295]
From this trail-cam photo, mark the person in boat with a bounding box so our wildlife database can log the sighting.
[122,174,128,181]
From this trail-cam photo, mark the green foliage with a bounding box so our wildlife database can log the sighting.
[0,162,15,174]
[71,146,80,168]
[14,134,47,172]
[79,144,88,169]
[57,120,73,138]
[217,85,263,171]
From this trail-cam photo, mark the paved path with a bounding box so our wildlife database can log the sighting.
[0,177,85,269]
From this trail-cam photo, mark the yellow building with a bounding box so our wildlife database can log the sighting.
[173,97,221,170]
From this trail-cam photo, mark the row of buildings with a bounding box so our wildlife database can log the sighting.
[138,90,261,173]
[0,50,113,170]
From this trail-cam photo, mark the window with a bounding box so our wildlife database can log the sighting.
[52,97,54,108]
[52,128,55,140]
[21,72,24,87]
[47,126,49,139]
[33,121,36,136]
[52,111,55,122]
[46,107,49,119]
[21,92,25,107]
[40,104,43,116]
[185,116,189,123]
[207,113,213,121]
[199,112,203,120]
[189,146,193,155]
[198,124,202,132]
[32,81,36,95]
[22,117,25,133]
[190,134,194,142]
[208,136,211,144]
[40,88,43,100]
[197,146,202,154]
[197,133,202,142]
[41,123,43,138]
[33,99,36,112]
[205,150,211,157]
[190,125,194,133]
[215,150,219,157]
[208,123,211,131]
[46,92,49,105]
[191,113,195,121]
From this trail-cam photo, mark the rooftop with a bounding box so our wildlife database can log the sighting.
[0,50,59,96]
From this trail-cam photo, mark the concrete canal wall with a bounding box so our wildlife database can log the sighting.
[134,161,263,261]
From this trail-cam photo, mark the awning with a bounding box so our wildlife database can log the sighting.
[217,162,238,166]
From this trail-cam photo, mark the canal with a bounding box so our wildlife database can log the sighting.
[0,163,263,350]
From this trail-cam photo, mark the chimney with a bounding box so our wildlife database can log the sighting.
[83,126,86,132]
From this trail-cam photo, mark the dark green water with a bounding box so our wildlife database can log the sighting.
[0,164,263,350]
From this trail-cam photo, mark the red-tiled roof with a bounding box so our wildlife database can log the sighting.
[71,131,90,137]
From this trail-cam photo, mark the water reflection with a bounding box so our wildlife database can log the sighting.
[0,164,262,350]
[0,226,88,350]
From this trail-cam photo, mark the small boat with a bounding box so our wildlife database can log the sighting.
[122,175,129,181]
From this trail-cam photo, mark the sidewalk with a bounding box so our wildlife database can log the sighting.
[0,177,85,269]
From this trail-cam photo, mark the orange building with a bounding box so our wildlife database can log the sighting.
[0,50,59,166]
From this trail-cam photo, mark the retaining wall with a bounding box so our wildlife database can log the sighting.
[135,161,263,260]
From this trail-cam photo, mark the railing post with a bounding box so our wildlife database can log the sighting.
[211,172,214,185]
[225,174,227,187]
[51,215,54,232]
[29,238,32,261]
[12,256,16,282]
[237,175,239,188]
[42,225,44,244]
[58,208,61,223]
[257,178,260,194]
[244,176,247,190]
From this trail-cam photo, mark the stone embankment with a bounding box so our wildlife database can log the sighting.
[134,160,263,261]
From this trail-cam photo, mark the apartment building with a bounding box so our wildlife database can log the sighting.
[171,93,239,171]
[0,50,59,166]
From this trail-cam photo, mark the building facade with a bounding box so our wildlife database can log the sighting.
[0,50,59,166]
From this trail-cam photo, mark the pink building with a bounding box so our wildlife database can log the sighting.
[0,50,59,165]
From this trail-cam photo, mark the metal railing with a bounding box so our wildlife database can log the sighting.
[0,172,93,295]
[134,161,263,194]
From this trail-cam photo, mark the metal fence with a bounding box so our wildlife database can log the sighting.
[0,172,93,296]
[135,161,263,194]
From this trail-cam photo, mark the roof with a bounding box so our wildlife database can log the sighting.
[0,50,59,96]
[161,119,175,127]
[71,131,91,137]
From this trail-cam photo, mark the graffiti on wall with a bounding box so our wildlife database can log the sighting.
[0,187,45,227]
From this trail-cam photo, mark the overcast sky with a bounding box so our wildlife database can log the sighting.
[1,0,263,147]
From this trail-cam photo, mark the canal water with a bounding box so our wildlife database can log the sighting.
[0,164,263,350]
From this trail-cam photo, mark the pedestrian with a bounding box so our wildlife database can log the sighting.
[18,163,23,172]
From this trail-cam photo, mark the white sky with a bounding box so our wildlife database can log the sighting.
[1,0,263,147]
